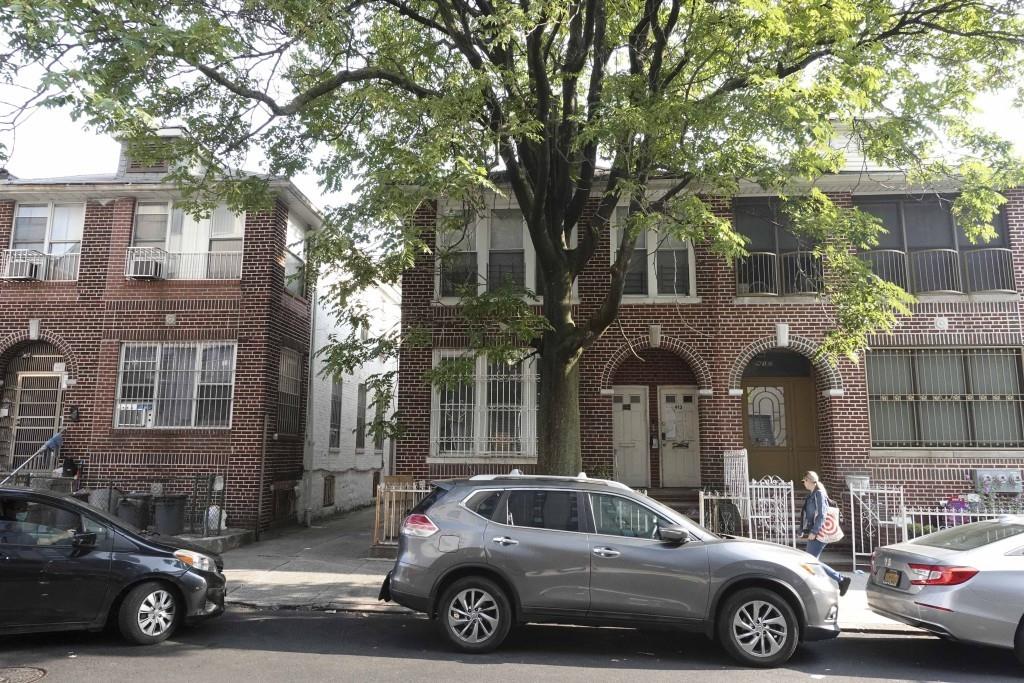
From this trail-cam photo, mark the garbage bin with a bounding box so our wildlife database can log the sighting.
[153,494,188,536]
[115,493,153,530]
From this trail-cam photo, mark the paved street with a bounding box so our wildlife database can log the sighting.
[1,608,1020,683]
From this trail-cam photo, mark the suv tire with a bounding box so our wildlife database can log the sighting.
[439,576,513,654]
[717,587,800,667]
[118,581,181,645]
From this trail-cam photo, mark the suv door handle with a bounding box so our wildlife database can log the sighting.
[491,536,519,546]
[592,547,620,558]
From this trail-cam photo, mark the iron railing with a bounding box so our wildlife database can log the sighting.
[962,248,1015,293]
[0,249,80,281]
[862,247,1016,294]
[859,249,909,290]
[736,251,822,296]
[125,247,243,280]
[699,476,797,547]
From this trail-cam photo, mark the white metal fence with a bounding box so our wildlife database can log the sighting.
[125,247,243,280]
[848,484,906,571]
[699,476,796,547]
[373,479,433,546]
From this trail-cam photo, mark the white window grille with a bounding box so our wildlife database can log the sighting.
[115,342,236,428]
[612,207,697,298]
[329,378,343,449]
[278,348,302,434]
[866,348,1024,448]
[431,351,538,460]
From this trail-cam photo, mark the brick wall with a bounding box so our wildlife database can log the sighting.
[395,189,1024,506]
[0,194,309,530]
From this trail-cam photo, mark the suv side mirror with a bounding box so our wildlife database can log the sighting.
[660,524,690,545]
[72,531,97,548]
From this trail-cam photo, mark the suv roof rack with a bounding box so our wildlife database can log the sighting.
[469,469,632,492]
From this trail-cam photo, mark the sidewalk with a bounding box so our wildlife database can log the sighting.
[221,507,921,633]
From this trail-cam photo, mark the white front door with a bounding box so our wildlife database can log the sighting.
[613,387,649,487]
[658,386,701,487]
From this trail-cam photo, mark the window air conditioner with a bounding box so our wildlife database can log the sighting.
[129,256,164,280]
[3,258,40,280]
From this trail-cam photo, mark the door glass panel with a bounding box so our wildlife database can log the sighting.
[506,490,579,532]
[747,386,787,447]
[590,494,668,539]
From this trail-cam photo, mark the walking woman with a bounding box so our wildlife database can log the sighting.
[800,471,852,596]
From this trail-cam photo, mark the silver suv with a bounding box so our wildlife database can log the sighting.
[380,474,839,667]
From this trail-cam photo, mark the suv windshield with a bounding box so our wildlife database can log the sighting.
[912,519,1024,551]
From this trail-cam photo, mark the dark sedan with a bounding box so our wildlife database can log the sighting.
[0,485,225,644]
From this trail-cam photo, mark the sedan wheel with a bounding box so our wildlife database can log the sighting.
[718,588,800,667]
[439,576,512,653]
[118,581,181,645]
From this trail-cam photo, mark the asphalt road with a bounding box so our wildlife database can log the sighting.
[1,608,1020,683]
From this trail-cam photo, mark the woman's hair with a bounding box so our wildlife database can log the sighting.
[803,470,828,499]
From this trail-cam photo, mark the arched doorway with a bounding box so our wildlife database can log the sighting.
[742,350,820,481]
[611,348,700,488]
[0,342,67,472]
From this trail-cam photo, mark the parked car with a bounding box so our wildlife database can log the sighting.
[866,516,1024,665]
[0,485,225,644]
[379,474,839,667]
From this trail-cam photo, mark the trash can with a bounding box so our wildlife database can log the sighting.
[153,494,188,536]
[115,493,153,530]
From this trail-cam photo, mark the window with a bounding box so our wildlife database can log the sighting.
[438,218,478,297]
[373,398,385,451]
[322,475,336,507]
[866,349,1024,448]
[0,498,91,547]
[488,209,525,290]
[464,490,502,520]
[855,196,1013,294]
[912,520,1024,551]
[278,348,302,434]
[431,351,538,460]
[613,207,695,298]
[733,198,820,295]
[506,490,579,531]
[436,207,546,300]
[130,202,244,279]
[115,342,236,428]
[284,218,306,297]
[356,383,367,450]
[11,202,84,280]
[590,493,669,539]
[329,378,343,449]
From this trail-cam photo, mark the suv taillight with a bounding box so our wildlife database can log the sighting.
[907,563,978,586]
[402,513,439,538]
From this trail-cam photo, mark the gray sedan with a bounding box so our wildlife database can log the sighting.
[866,515,1024,664]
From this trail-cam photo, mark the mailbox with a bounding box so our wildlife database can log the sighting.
[973,468,1024,494]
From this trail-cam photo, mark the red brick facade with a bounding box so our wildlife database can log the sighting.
[0,194,311,531]
[396,188,1024,505]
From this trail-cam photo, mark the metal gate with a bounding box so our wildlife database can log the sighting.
[849,484,906,571]
[747,476,796,547]
[10,373,63,472]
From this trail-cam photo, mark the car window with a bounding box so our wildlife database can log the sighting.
[0,497,83,547]
[506,490,579,532]
[912,520,1024,551]
[410,484,452,515]
[590,493,670,539]
[464,490,502,520]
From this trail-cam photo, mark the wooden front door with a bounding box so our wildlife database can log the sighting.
[658,386,701,487]
[742,376,818,482]
[613,386,649,487]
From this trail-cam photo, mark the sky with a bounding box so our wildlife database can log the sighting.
[1,92,1023,212]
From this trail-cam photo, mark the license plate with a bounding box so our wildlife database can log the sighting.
[882,569,901,587]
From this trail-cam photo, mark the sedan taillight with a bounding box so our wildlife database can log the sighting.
[402,513,439,538]
[907,563,978,586]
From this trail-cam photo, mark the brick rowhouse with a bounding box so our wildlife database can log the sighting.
[396,180,1024,505]
[0,153,320,531]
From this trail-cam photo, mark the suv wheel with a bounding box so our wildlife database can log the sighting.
[118,581,180,645]
[439,576,512,654]
[717,588,800,667]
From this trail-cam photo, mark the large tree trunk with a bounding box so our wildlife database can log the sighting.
[536,345,583,476]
